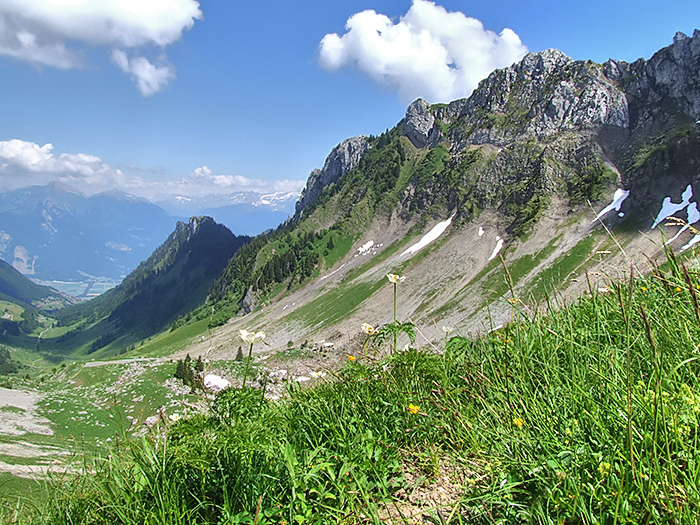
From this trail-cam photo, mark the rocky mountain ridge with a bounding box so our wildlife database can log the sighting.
[192,30,700,361]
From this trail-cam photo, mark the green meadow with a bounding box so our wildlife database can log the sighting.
[1,248,699,523]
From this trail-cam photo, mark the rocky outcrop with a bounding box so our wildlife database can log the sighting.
[402,99,442,148]
[436,49,630,150]
[293,136,370,220]
[607,30,700,129]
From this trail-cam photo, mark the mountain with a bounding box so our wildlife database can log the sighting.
[0,182,176,282]
[0,258,75,311]
[52,216,250,355]
[155,191,299,235]
[176,30,700,357]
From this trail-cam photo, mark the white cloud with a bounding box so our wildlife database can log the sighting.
[319,0,528,103]
[0,140,305,199]
[0,0,202,95]
[186,166,305,195]
[111,50,175,97]
[0,139,125,190]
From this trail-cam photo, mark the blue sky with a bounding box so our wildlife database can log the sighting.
[0,0,698,202]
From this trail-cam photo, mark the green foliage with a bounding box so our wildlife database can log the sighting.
[52,219,249,350]
[0,259,68,312]
[567,159,618,205]
[9,249,700,523]
[174,353,203,391]
[0,346,18,374]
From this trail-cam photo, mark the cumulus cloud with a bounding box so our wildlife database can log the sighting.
[0,140,305,199]
[0,0,202,95]
[111,50,175,97]
[187,166,305,194]
[319,0,528,103]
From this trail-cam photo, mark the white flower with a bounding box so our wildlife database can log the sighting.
[361,323,376,335]
[442,326,453,334]
[310,371,327,379]
[168,413,181,422]
[386,273,406,284]
[240,330,265,344]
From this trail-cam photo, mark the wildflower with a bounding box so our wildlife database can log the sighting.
[240,329,265,389]
[598,462,611,477]
[513,417,525,428]
[361,323,376,335]
[348,355,356,362]
[508,297,519,304]
[386,273,406,284]
[240,330,265,344]
[169,413,181,422]
[641,286,648,292]
[408,403,419,414]
[442,326,453,334]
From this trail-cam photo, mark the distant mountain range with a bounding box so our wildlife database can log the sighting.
[0,183,299,285]
[155,190,298,236]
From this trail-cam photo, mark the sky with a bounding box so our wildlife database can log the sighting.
[0,0,698,203]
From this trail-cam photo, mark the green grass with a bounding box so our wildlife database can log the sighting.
[5,250,700,523]
[0,301,23,320]
[527,232,598,299]
[138,319,210,357]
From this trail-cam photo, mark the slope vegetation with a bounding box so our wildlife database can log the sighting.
[49,217,250,355]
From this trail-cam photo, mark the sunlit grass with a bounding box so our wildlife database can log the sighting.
[4,249,700,523]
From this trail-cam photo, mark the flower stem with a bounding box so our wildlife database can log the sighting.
[393,282,397,354]
[242,342,254,388]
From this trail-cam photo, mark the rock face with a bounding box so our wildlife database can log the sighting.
[416,48,630,150]
[293,136,370,220]
[401,30,700,152]
[402,99,442,148]
[608,30,700,128]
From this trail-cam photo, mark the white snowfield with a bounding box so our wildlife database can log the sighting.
[204,374,230,391]
[401,214,455,257]
[593,188,630,222]
[593,185,700,252]
[488,236,504,262]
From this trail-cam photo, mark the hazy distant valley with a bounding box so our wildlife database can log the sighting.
[0,183,298,295]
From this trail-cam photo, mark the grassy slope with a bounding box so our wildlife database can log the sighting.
[4,249,700,524]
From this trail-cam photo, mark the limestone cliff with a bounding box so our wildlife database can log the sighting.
[293,136,370,220]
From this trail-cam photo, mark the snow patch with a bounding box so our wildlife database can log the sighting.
[357,241,374,254]
[488,236,504,262]
[652,184,693,229]
[204,374,230,391]
[401,215,454,257]
[682,235,700,252]
[592,189,630,222]
[666,202,700,246]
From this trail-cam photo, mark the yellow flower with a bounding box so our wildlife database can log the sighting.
[408,403,419,414]
[361,323,376,335]
[512,417,525,428]
[386,273,406,284]
[598,462,611,477]
[508,297,518,304]
[641,286,648,292]
[348,355,356,362]
[676,286,682,292]
[240,330,265,344]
